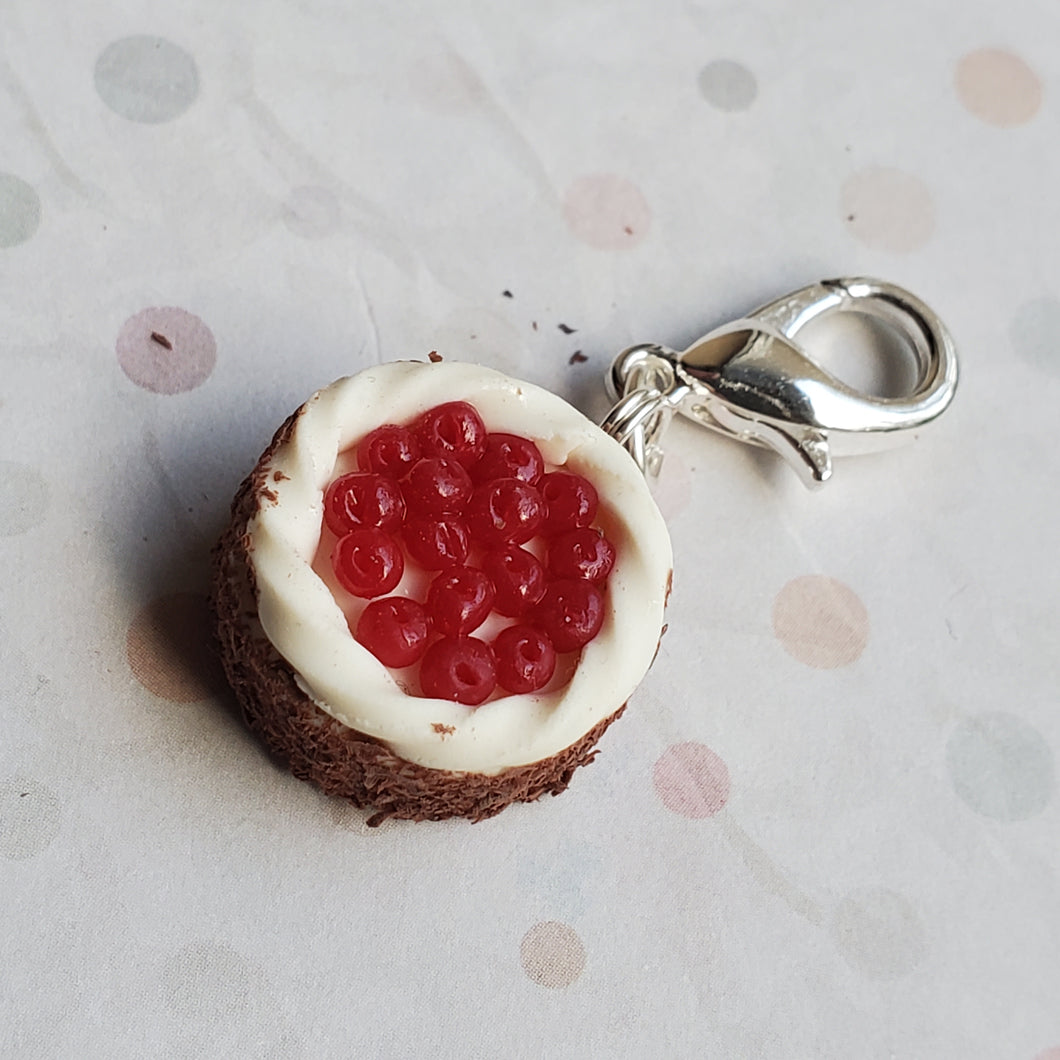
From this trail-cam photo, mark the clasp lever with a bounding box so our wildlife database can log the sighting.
[600,277,958,488]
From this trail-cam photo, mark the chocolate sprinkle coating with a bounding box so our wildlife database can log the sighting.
[210,406,632,825]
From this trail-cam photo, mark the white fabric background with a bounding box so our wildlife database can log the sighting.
[2,2,1058,1057]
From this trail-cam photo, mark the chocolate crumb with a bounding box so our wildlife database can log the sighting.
[847,214,855,222]
[502,289,513,298]
[259,487,278,505]
[431,723,456,737]
[150,331,173,350]
[569,351,588,364]
[273,470,290,482]
[624,225,633,235]
[557,323,577,335]
[428,351,443,362]
[532,321,538,331]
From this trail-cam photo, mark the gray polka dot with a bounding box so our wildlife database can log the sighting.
[95,36,199,124]
[1010,297,1060,379]
[833,889,926,979]
[281,185,341,239]
[947,712,1054,821]
[0,776,61,860]
[0,173,42,248]
[698,59,758,112]
[162,941,259,1020]
[0,462,48,535]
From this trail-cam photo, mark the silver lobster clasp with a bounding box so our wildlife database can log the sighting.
[600,277,958,488]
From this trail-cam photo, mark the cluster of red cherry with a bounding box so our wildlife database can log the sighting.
[323,401,616,705]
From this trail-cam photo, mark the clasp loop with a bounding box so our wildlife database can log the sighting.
[600,277,958,488]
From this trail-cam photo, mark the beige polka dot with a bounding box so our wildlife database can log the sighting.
[833,889,926,979]
[772,575,868,669]
[127,592,226,702]
[162,941,259,1019]
[520,921,586,988]
[651,451,693,522]
[407,51,485,112]
[956,48,1042,127]
[841,167,935,253]
[563,174,651,251]
[0,776,61,860]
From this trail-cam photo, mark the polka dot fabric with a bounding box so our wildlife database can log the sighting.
[2,4,1057,1057]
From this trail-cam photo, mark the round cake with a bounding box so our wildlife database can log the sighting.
[211,360,672,824]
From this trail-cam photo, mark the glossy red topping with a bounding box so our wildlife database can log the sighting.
[404,457,473,517]
[354,597,429,667]
[356,424,421,479]
[324,399,620,703]
[415,401,487,468]
[481,545,547,617]
[332,528,404,598]
[493,625,556,694]
[425,565,496,636]
[539,471,598,535]
[403,516,470,570]
[547,528,616,583]
[533,578,605,652]
[466,479,545,546]
[472,433,545,485]
[323,472,405,536]
[420,636,497,705]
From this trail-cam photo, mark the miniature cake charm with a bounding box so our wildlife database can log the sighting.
[212,360,673,824]
[211,277,956,824]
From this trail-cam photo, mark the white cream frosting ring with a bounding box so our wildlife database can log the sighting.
[248,361,672,774]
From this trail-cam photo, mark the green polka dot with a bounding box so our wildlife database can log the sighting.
[948,712,1054,821]
[0,462,48,535]
[95,36,199,123]
[698,60,758,112]
[0,174,41,248]
[1010,297,1060,379]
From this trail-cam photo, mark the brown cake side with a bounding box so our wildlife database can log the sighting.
[210,410,629,825]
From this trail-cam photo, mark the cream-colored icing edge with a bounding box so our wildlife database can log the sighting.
[248,361,672,774]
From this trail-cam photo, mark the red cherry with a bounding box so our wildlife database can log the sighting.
[354,597,429,667]
[415,401,487,468]
[547,528,616,583]
[466,479,545,546]
[425,565,495,635]
[404,457,473,517]
[539,471,598,535]
[471,433,544,485]
[481,546,547,617]
[332,528,404,598]
[323,472,405,536]
[356,424,421,479]
[403,516,470,570]
[419,636,497,705]
[493,625,556,694]
[533,578,605,652]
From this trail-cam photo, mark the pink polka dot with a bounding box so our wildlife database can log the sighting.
[772,575,869,669]
[653,742,730,817]
[563,174,651,250]
[116,307,216,394]
[956,49,1042,127]
[1033,1049,1060,1060]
